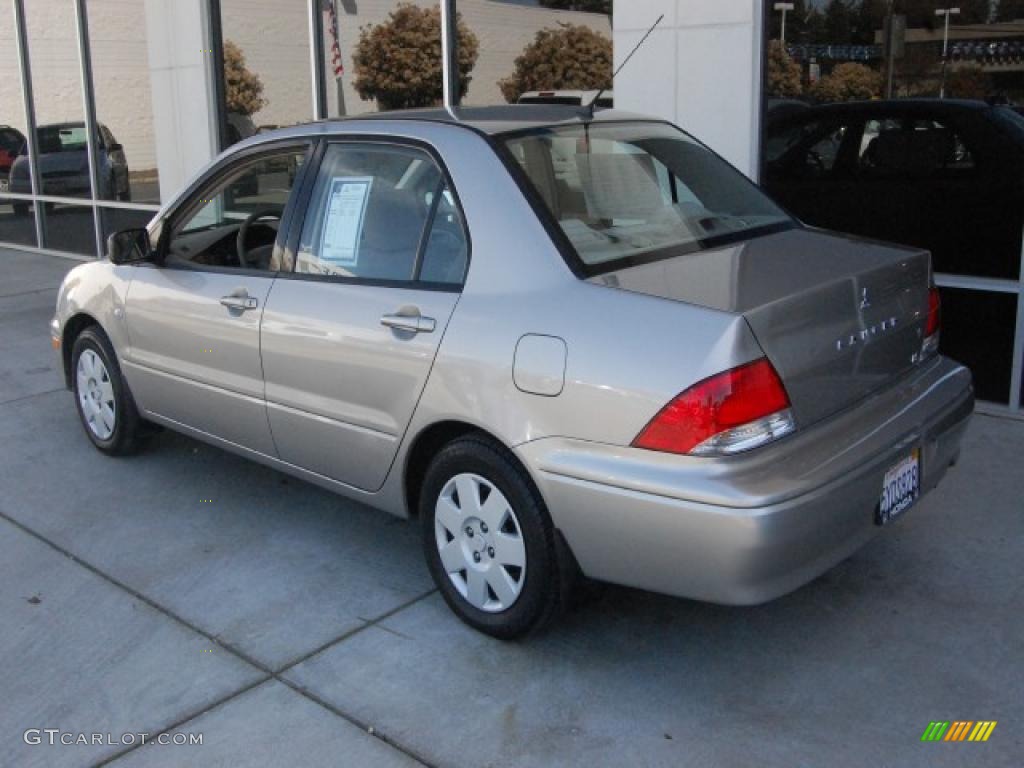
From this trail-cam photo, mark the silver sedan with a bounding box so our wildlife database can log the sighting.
[51,106,973,638]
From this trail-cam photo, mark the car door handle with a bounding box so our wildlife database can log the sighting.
[381,313,436,334]
[220,294,259,311]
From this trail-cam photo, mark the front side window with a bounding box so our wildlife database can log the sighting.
[504,122,792,272]
[295,143,468,285]
[166,148,307,271]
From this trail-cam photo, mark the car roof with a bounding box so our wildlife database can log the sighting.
[789,98,993,118]
[315,104,647,137]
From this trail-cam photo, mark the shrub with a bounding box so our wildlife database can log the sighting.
[498,23,612,103]
[352,3,479,111]
[767,40,803,98]
[223,40,266,116]
[810,62,881,102]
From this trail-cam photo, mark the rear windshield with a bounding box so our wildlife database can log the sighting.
[502,122,793,274]
[36,125,88,154]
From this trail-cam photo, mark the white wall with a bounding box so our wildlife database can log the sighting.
[614,0,764,180]
[144,0,219,201]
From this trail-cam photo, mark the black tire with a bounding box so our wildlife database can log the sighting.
[420,434,569,639]
[71,326,142,455]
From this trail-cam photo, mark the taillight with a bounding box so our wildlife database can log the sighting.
[922,286,941,359]
[631,358,796,457]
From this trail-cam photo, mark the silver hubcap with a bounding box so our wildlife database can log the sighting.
[434,473,527,613]
[76,349,116,440]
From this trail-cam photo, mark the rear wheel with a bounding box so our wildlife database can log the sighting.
[71,327,142,455]
[420,435,568,639]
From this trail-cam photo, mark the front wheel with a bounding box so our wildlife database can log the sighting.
[71,327,142,455]
[421,435,568,639]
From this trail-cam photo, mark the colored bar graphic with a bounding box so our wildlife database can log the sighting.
[922,720,997,742]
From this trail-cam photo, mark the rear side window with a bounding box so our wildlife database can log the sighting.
[295,143,468,286]
[859,117,975,175]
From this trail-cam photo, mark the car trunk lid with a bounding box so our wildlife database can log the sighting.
[588,227,931,428]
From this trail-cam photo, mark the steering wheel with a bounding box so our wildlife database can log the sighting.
[236,209,282,268]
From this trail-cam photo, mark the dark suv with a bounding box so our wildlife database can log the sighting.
[765,99,1024,281]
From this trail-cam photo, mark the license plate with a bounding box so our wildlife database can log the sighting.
[877,448,921,525]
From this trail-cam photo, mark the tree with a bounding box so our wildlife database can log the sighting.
[995,0,1024,21]
[538,0,611,14]
[766,40,803,98]
[852,0,887,45]
[824,0,854,44]
[223,40,266,117]
[498,23,612,103]
[352,3,479,111]
[810,61,882,101]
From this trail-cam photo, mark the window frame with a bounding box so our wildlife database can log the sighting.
[275,135,472,293]
[152,138,316,277]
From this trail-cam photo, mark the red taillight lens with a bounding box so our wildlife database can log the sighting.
[632,358,794,456]
[925,287,941,338]
[921,286,941,360]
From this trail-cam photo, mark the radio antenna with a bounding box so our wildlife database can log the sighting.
[587,14,664,118]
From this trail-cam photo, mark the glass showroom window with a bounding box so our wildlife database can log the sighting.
[759,0,1024,410]
[215,0,317,149]
[0,1,35,247]
[85,0,164,245]
[23,0,99,256]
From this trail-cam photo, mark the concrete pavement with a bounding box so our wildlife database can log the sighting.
[1,247,1021,767]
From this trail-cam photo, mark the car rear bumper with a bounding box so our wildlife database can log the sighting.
[517,356,973,605]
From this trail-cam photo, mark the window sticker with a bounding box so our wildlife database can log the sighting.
[319,176,373,266]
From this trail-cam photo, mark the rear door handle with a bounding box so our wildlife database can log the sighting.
[220,294,258,311]
[381,313,436,334]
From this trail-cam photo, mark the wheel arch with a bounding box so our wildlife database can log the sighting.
[61,312,102,389]
[404,420,536,520]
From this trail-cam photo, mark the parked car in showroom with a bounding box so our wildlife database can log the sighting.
[764,99,1024,282]
[51,106,972,638]
[9,121,130,214]
[0,125,26,193]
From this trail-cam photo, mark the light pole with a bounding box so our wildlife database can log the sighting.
[936,7,960,98]
[774,2,795,45]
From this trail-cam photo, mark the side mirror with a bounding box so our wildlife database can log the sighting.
[107,228,153,265]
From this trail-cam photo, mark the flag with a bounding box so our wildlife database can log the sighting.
[324,0,344,79]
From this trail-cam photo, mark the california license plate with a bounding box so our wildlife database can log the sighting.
[877,448,921,525]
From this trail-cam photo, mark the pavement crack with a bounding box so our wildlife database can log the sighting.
[0,509,441,768]
[93,675,273,767]
[0,387,65,407]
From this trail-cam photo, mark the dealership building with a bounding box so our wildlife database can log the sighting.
[1,0,1021,412]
